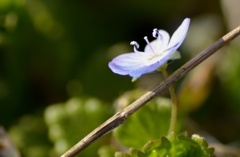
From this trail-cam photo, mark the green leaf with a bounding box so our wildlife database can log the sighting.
[116,133,214,157]
[191,134,215,156]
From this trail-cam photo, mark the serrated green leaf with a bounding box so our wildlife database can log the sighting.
[178,132,188,139]
[192,134,208,147]
[191,134,214,156]
[116,133,214,157]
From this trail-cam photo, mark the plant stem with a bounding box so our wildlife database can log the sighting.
[161,69,178,135]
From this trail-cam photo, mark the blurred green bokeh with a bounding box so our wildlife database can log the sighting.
[0,0,240,156]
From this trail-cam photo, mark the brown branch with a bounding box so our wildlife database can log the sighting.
[61,25,240,157]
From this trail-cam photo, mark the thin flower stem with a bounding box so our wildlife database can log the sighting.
[161,69,178,135]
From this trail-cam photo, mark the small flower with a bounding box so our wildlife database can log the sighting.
[108,18,190,80]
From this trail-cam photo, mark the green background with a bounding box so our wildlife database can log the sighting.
[0,0,240,156]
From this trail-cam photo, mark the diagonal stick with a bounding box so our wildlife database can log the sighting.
[61,25,240,157]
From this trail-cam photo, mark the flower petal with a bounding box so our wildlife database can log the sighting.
[108,52,152,76]
[167,18,190,50]
[128,52,177,78]
[129,60,164,78]
[108,52,168,78]
[157,30,170,53]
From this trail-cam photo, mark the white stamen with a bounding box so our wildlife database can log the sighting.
[152,28,158,38]
[130,41,140,53]
[153,28,163,41]
[144,36,156,55]
[130,41,139,49]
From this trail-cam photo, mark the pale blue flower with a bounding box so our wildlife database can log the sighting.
[108,18,190,79]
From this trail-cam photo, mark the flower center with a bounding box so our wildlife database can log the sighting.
[146,54,162,65]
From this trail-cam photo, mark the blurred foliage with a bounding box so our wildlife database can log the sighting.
[0,0,240,156]
[44,97,112,157]
[0,127,19,157]
[113,91,173,149]
[7,97,112,157]
[8,114,51,157]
